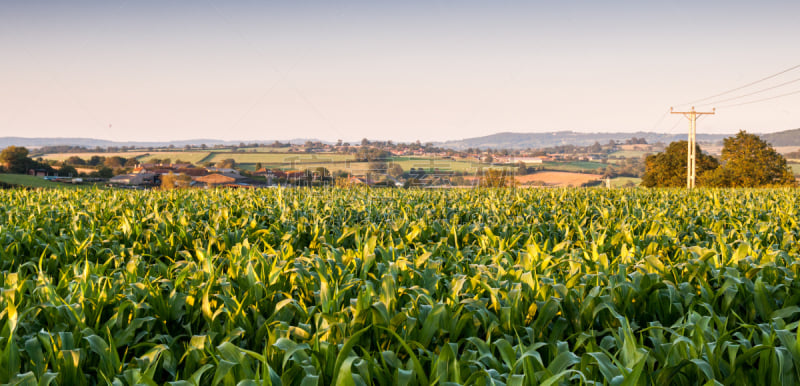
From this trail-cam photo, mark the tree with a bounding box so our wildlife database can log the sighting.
[479,169,516,187]
[66,156,86,166]
[0,146,32,173]
[517,161,528,175]
[161,172,192,189]
[368,161,388,174]
[712,131,795,187]
[88,155,103,166]
[104,156,127,169]
[216,158,236,169]
[93,167,114,179]
[58,164,78,177]
[641,141,719,187]
[387,163,404,178]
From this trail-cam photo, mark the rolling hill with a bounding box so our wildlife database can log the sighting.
[435,131,730,150]
[762,128,800,146]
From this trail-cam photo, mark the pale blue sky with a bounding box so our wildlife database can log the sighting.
[2,1,799,142]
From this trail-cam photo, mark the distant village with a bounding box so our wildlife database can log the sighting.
[3,137,673,189]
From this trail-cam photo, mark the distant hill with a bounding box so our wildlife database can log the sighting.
[0,137,327,149]
[1,128,796,150]
[435,131,730,150]
[436,128,800,150]
[762,128,800,147]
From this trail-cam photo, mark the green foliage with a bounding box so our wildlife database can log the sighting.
[103,156,127,169]
[0,146,52,175]
[57,165,78,177]
[716,131,796,187]
[641,141,719,187]
[644,133,797,188]
[160,172,193,189]
[91,167,113,179]
[215,158,236,169]
[1,188,800,384]
[0,146,30,173]
[479,168,516,187]
[387,163,404,178]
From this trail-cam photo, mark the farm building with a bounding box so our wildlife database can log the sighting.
[193,173,237,187]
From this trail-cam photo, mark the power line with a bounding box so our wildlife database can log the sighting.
[702,76,800,105]
[717,88,800,109]
[679,63,800,106]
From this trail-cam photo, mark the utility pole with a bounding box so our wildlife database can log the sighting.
[670,106,715,189]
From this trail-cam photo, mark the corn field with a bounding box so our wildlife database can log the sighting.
[1,187,800,385]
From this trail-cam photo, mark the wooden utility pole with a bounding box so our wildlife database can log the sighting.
[670,106,715,189]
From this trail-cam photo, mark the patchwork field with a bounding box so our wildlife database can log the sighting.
[515,171,602,186]
[38,151,151,161]
[610,176,642,187]
[2,188,800,384]
[0,174,70,188]
[135,151,214,164]
[39,151,213,164]
[541,161,607,173]
[790,163,800,175]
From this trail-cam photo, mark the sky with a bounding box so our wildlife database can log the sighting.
[2,0,800,143]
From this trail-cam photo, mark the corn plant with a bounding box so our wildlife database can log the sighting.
[0,187,799,384]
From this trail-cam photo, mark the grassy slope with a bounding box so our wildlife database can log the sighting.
[0,174,73,188]
[542,161,606,172]
[610,177,642,187]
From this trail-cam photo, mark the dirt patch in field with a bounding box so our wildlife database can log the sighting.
[515,171,602,187]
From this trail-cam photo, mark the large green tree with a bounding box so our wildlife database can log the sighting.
[0,146,33,174]
[641,141,719,187]
[709,131,795,187]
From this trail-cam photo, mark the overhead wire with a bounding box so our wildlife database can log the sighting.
[679,63,800,106]
[702,76,800,105]
[717,88,800,109]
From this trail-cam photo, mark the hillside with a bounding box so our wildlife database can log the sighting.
[437,127,800,150]
[435,131,729,150]
[762,128,800,146]
[2,127,797,150]
[0,137,325,149]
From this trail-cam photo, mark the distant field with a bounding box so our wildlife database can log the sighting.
[136,151,213,164]
[40,151,212,164]
[516,171,602,187]
[610,177,642,187]
[391,157,488,172]
[235,147,296,152]
[0,174,80,189]
[790,163,800,175]
[204,152,354,165]
[39,151,150,161]
[775,146,800,155]
[229,154,493,174]
[609,150,650,158]
[542,161,606,172]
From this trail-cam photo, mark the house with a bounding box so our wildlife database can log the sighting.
[348,176,371,185]
[253,168,287,178]
[28,168,48,177]
[285,170,307,181]
[193,173,237,187]
[206,167,240,175]
[176,168,208,177]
